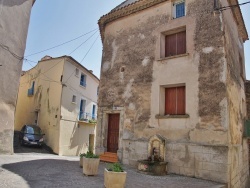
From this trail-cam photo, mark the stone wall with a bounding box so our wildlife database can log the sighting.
[221,0,249,186]
[166,143,229,183]
[97,0,249,186]
[0,0,33,154]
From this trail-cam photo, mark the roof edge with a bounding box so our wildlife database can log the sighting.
[228,0,248,42]
[23,56,100,82]
[98,0,167,42]
[99,0,248,42]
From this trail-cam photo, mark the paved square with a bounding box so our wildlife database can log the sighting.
[0,153,225,188]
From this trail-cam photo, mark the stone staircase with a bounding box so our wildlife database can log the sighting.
[100,152,118,163]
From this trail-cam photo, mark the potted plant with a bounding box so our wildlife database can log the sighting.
[79,153,85,168]
[104,163,127,188]
[82,151,100,176]
[89,119,97,124]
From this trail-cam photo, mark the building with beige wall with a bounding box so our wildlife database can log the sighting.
[96,0,249,187]
[15,56,99,156]
[0,0,35,154]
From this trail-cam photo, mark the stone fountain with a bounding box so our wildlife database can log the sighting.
[137,135,168,176]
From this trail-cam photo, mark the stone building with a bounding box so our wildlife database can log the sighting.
[96,0,249,187]
[15,56,99,156]
[0,0,35,154]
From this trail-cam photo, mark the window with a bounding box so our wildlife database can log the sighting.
[165,86,185,115]
[120,67,125,72]
[80,74,86,87]
[165,30,186,57]
[173,0,185,19]
[72,95,76,103]
[97,87,99,95]
[75,68,79,77]
[92,105,96,120]
[28,81,35,96]
[79,99,86,120]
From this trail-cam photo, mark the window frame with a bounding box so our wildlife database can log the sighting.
[80,73,86,87]
[79,98,87,120]
[165,30,186,57]
[72,95,77,104]
[173,0,185,19]
[165,86,186,115]
[28,81,35,96]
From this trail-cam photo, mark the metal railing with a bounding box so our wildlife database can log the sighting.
[79,111,97,122]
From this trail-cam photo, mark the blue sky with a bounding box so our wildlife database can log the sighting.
[23,0,250,79]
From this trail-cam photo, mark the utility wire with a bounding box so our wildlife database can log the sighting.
[68,30,98,55]
[0,43,24,60]
[24,30,98,80]
[25,59,61,84]
[215,1,250,11]
[67,84,97,103]
[80,35,99,63]
[25,28,98,57]
[64,35,100,83]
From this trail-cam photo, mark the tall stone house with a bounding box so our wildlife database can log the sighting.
[0,0,35,154]
[96,0,249,187]
[15,56,99,156]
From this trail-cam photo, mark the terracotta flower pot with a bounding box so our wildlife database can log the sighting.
[82,157,100,176]
[104,168,127,188]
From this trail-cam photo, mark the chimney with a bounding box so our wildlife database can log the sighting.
[41,55,52,61]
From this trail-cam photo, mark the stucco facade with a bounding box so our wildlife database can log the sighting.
[0,0,34,154]
[15,56,99,156]
[96,0,249,187]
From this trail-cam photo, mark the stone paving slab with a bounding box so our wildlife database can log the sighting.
[0,153,225,188]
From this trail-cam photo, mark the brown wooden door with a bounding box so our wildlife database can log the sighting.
[107,114,120,153]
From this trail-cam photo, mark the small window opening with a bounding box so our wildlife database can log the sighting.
[72,95,76,103]
[120,67,125,73]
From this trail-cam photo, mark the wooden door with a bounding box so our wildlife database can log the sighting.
[107,114,120,153]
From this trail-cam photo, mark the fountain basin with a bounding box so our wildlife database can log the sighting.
[138,160,168,176]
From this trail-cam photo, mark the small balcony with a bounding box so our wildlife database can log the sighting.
[78,111,97,125]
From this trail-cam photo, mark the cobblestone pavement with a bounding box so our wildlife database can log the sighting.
[0,153,226,188]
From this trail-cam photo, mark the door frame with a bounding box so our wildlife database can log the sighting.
[107,113,120,153]
[96,108,124,161]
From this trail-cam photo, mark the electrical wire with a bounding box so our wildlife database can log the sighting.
[0,42,24,60]
[24,30,99,80]
[64,35,99,83]
[25,28,98,57]
[67,84,97,103]
[80,35,99,63]
[25,59,61,84]
[21,31,100,98]
[215,1,250,11]
[68,30,98,55]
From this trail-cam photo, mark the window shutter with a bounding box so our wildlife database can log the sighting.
[176,2,185,18]
[177,31,186,55]
[165,87,177,115]
[165,34,177,57]
[176,86,185,114]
